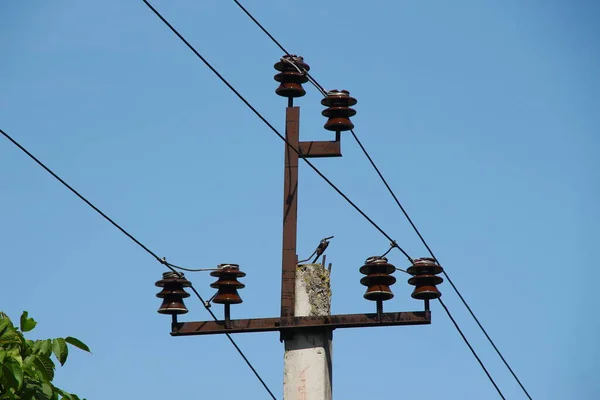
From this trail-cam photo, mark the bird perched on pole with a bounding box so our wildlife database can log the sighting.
[312,236,334,263]
[299,236,334,264]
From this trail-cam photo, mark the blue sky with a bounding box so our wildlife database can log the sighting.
[1,1,598,399]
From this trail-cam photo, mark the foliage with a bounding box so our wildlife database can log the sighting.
[0,311,90,399]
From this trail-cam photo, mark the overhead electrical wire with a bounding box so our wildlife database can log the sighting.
[438,298,506,400]
[353,125,534,400]
[162,258,220,272]
[141,0,413,263]
[140,1,508,398]
[229,2,533,399]
[0,127,277,400]
[231,0,328,97]
[187,285,277,400]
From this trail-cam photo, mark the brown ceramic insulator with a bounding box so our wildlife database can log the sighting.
[155,272,191,315]
[321,90,357,132]
[407,258,443,275]
[157,296,188,315]
[210,264,246,305]
[274,55,310,98]
[407,258,444,300]
[359,256,396,301]
[408,275,443,299]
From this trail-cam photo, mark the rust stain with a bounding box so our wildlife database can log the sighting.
[297,367,309,400]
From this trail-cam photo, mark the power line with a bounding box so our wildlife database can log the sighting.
[438,298,506,400]
[141,1,508,396]
[396,267,507,399]
[187,286,278,400]
[0,127,277,400]
[231,0,328,96]
[142,0,413,263]
[163,259,220,272]
[400,251,533,399]
[230,2,532,398]
[352,128,533,399]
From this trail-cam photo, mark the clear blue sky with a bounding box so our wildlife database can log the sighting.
[1,1,598,399]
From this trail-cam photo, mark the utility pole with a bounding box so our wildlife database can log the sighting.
[153,55,444,399]
[278,56,336,400]
[283,262,332,400]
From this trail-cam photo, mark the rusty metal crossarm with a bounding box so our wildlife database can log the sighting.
[171,311,430,336]
[299,140,342,158]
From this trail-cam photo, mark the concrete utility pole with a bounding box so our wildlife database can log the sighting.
[280,98,334,399]
[278,58,338,399]
[284,263,332,400]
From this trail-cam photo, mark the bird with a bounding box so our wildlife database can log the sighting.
[312,236,333,263]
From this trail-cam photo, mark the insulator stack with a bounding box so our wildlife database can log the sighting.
[359,256,396,320]
[321,90,357,132]
[274,55,310,98]
[360,256,397,300]
[155,272,191,315]
[210,264,246,304]
[407,258,444,300]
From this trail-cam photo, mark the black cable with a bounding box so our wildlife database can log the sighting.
[232,0,285,53]
[396,267,506,398]
[142,0,413,263]
[354,123,533,400]
[298,249,317,264]
[165,261,218,272]
[0,127,277,400]
[352,128,531,398]
[438,298,506,399]
[229,2,532,398]
[231,0,328,96]
[188,287,278,400]
[350,128,529,398]
[0,129,172,269]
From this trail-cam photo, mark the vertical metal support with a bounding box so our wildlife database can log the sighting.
[224,304,231,329]
[376,300,383,322]
[281,106,300,319]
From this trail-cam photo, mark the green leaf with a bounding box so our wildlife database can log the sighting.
[19,312,37,333]
[0,331,21,346]
[4,360,24,389]
[0,349,6,365]
[33,355,55,381]
[65,337,90,353]
[39,339,53,356]
[0,318,10,337]
[33,384,52,400]
[55,388,71,400]
[0,322,16,341]
[52,338,68,366]
[20,381,41,399]
[6,351,23,367]
[41,381,53,397]
[24,354,36,369]
[2,365,18,391]
[32,340,44,353]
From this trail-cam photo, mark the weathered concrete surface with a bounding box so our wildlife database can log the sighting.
[283,263,332,400]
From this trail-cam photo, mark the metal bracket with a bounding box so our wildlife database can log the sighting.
[171,311,430,336]
[299,140,342,158]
